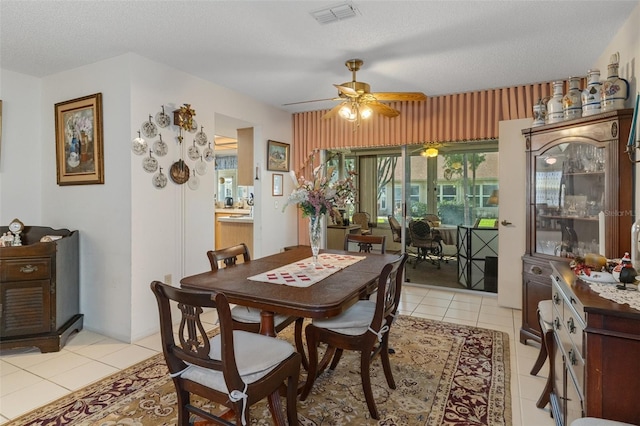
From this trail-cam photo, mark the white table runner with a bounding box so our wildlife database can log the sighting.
[247,253,365,287]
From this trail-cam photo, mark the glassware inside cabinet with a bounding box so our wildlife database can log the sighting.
[534,142,605,258]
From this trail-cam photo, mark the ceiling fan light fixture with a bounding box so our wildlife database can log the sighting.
[359,104,373,119]
[339,103,356,120]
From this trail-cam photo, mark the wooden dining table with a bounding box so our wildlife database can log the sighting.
[180,246,400,336]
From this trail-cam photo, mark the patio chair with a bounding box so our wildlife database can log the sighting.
[151,281,300,426]
[408,219,442,269]
[300,253,409,420]
[352,212,372,235]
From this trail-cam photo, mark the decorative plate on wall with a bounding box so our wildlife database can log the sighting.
[195,126,208,145]
[152,134,168,156]
[132,133,147,155]
[170,160,190,184]
[187,143,200,161]
[155,106,171,128]
[153,168,168,189]
[141,115,158,138]
[142,152,158,173]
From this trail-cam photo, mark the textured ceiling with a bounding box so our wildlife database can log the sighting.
[1,1,637,114]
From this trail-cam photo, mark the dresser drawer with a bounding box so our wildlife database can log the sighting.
[0,258,51,281]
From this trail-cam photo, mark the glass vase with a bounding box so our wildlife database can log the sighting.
[309,214,323,265]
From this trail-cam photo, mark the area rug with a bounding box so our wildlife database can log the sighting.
[8,316,511,426]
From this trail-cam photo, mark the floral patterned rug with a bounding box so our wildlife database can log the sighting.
[8,316,511,426]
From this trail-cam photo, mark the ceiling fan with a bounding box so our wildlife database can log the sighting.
[286,59,426,122]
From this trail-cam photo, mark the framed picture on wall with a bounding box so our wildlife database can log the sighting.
[267,140,289,172]
[272,173,283,196]
[54,93,104,185]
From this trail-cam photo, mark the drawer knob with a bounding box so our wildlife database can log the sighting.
[531,266,542,275]
[553,293,561,304]
[567,317,576,334]
[554,317,562,330]
[19,264,38,274]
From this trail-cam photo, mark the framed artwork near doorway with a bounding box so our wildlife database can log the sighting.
[267,140,289,172]
[54,93,104,185]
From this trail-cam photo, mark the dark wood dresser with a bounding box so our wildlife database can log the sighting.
[0,226,82,352]
[549,260,640,425]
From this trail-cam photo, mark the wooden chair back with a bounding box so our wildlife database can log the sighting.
[207,243,251,271]
[150,281,300,425]
[387,215,403,244]
[344,234,386,254]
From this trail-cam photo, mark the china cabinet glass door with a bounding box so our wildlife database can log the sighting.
[534,142,606,258]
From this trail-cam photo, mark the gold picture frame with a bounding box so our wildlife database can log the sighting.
[55,93,104,185]
[267,139,289,172]
[272,173,283,196]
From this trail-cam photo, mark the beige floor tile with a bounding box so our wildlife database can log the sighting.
[63,329,109,351]
[480,304,516,318]
[25,351,93,379]
[0,380,69,420]
[0,347,65,370]
[445,308,480,322]
[1,414,9,424]
[480,296,499,306]
[134,333,163,352]
[97,345,158,369]
[48,360,118,390]
[448,300,482,312]
[451,293,484,304]
[424,289,456,301]
[418,297,452,309]
[412,304,448,317]
[397,300,419,313]
[399,293,426,304]
[410,312,444,321]
[0,360,20,377]
[520,399,554,426]
[442,317,477,327]
[0,369,44,396]
[73,337,131,360]
[518,373,548,402]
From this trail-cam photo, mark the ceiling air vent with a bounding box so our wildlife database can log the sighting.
[310,2,360,24]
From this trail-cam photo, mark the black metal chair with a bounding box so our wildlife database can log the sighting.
[408,219,442,269]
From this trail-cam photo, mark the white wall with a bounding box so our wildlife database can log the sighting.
[0,71,43,225]
[0,53,298,343]
[594,2,640,216]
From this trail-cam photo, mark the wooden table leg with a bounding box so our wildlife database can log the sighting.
[260,311,276,336]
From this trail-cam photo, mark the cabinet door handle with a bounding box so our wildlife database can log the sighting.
[20,264,38,273]
[567,317,576,334]
[568,348,577,366]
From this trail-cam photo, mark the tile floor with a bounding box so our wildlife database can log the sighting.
[0,284,554,425]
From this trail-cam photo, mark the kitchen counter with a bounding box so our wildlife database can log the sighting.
[215,208,252,215]
[217,216,253,224]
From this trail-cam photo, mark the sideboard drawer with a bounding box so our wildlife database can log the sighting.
[0,258,51,281]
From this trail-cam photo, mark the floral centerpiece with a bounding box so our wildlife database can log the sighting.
[283,163,355,263]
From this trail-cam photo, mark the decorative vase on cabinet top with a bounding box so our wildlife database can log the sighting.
[532,98,547,127]
[546,81,564,124]
[601,52,629,112]
[582,69,602,117]
[563,77,582,120]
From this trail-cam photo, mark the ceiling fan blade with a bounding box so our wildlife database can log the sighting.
[371,92,427,102]
[367,101,400,118]
[322,103,345,120]
[283,97,337,106]
[334,84,359,98]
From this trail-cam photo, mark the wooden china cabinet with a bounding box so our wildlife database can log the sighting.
[520,109,634,344]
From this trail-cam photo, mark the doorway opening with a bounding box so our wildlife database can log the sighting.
[326,140,499,291]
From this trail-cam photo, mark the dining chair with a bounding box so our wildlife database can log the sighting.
[207,243,298,335]
[207,244,307,369]
[207,243,251,271]
[300,253,409,420]
[150,281,301,426]
[530,299,554,409]
[408,218,442,269]
[352,212,372,235]
[344,233,386,254]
